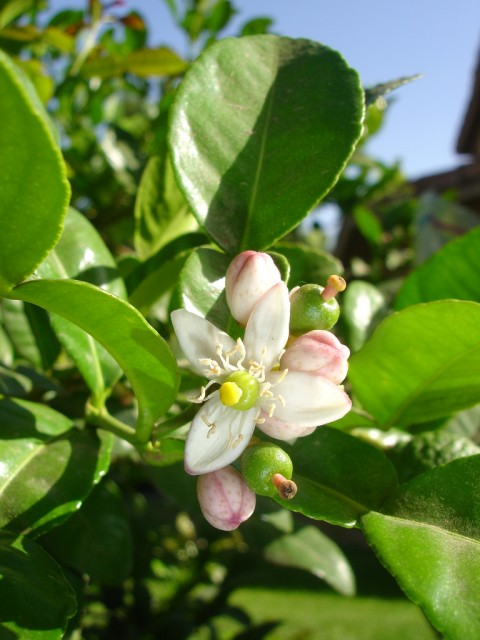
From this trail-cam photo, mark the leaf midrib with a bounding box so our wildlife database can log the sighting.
[241,69,277,251]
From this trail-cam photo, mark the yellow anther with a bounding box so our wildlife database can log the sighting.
[219,381,243,407]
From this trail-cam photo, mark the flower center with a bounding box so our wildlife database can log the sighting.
[219,371,259,411]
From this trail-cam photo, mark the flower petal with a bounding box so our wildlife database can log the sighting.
[280,330,350,384]
[264,370,351,427]
[184,396,257,475]
[171,309,236,377]
[257,412,316,441]
[243,282,290,371]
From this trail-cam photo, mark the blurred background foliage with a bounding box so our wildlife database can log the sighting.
[1,1,476,638]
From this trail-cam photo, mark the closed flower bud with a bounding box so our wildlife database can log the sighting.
[226,251,281,325]
[197,466,256,531]
[281,330,350,385]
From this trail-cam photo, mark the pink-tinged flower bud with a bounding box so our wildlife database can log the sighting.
[226,251,281,325]
[197,466,256,531]
[280,330,350,385]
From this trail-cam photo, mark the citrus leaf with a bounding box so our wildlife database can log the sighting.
[0,531,76,639]
[36,209,125,399]
[362,455,480,639]
[11,279,179,443]
[169,35,364,253]
[0,49,69,296]
[0,396,112,537]
[349,301,480,428]
[275,427,398,527]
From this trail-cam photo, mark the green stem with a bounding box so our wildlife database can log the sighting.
[86,403,138,445]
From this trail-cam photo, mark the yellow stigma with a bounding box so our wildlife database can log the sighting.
[219,381,243,407]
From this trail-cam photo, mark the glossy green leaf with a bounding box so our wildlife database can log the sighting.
[0,298,60,369]
[395,226,480,309]
[0,49,69,296]
[41,480,132,585]
[276,427,398,527]
[36,208,125,398]
[264,525,355,596]
[134,155,196,259]
[169,35,364,254]
[362,456,480,639]
[0,531,76,639]
[11,278,179,442]
[274,242,343,288]
[342,280,387,352]
[0,396,112,536]
[178,247,231,331]
[349,301,480,429]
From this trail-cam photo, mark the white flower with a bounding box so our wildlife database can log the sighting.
[171,283,351,475]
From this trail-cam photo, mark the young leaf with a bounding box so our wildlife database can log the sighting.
[0,396,112,537]
[362,455,480,639]
[169,35,364,253]
[0,49,69,296]
[11,278,179,442]
[348,301,480,429]
[275,427,398,527]
[0,531,76,639]
[395,226,480,309]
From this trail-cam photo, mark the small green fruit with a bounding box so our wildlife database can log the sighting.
[241,442,293,497]
[289,283,340,335]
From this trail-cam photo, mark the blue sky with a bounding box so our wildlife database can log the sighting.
[48,0,480,179]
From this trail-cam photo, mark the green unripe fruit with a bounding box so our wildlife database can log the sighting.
[241,442,293,497]
[289,283,340,335]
